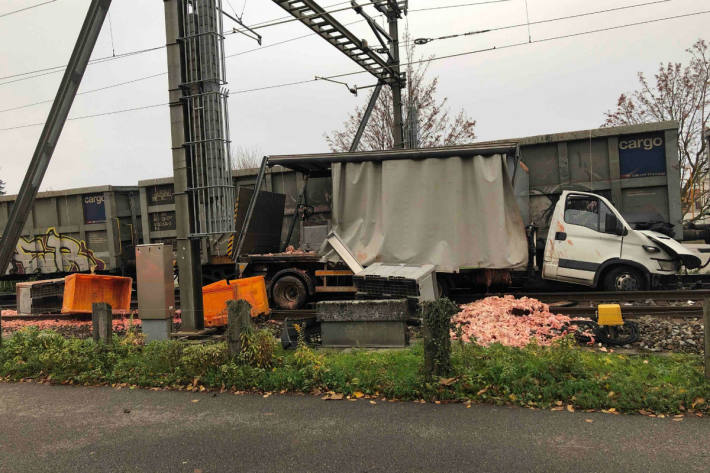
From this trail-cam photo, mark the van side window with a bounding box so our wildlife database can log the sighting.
[564,196,599,231]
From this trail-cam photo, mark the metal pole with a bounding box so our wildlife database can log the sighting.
[283,175,309,250]
[0,0,112,344]
[233,156,269,265]
[387,7,404,149]
[164,0,204,331]
[350,83,383,152]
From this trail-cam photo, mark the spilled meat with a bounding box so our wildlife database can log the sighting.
[452,295,588,347]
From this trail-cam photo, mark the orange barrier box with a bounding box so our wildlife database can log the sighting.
[202,276,270,328]
[202,280,232,328]
[62,274,132,314]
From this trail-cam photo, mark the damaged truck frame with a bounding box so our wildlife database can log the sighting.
[234,143,702,310]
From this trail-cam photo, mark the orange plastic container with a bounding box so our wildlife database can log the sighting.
[202,276,270,328]
[62,274,132,314]
[202,280,232,328]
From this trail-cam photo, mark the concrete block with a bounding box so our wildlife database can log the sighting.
[316,299,410,322]
[320,321,407,348]
[142,319,172,342]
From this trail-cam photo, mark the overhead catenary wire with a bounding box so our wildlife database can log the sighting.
[0,0,670,113]
[0,0,509,86]
[0,7,707,128]
[0,0,56,19]
[0,45,165,86]
[0,102,168,132]
[411,0,671,45]
[0,0,382,86]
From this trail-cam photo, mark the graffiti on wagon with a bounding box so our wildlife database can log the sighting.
[6,228,106,275]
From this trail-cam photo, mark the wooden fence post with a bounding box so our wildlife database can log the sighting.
[227,300,252,358]
[704,298,710,380]
[92,302,112,343]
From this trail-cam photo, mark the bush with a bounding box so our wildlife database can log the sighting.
[421,298,458,377]
[239,329,277,369]
[1,328,708,415]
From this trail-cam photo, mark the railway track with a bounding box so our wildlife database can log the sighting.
[3,290,706,321]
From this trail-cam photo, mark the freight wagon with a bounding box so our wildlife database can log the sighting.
[0,121,690,302]
[0,186,141,278]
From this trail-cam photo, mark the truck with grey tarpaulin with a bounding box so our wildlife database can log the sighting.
[236,121,704,309]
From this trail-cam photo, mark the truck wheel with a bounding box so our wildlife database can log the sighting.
[271,275,308,310]
[602,266,647,291]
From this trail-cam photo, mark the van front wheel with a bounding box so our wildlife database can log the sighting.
[602,266,647,292]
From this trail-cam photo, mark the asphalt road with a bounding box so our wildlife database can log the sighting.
[0,383,709,473]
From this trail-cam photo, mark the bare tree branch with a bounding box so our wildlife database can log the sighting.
[325,32,477,151]
[231,145,263,170]
[603,39,710,221]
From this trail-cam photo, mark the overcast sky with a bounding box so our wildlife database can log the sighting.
[0,0,707,194]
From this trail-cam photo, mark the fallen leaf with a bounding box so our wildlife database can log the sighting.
[353,391,364,399]
[192,377,199,387]
[369,400,377,405]
[263,393,272,398]
[673,418,683,422]
[585,419,593,423]
[191,399,199,403]
[466,404,471,409]
[439,377,458,386]
[657,414,666,418]
[476,387,489,396]
[643,360,649,364]
[434,401,441,405]
[554,400,563,406]
[322,393,344,401]
[566,405,575,413]
[607,391,615,398]
[551,407,564,411]
[692,398,705,408]
[639,409,652,416]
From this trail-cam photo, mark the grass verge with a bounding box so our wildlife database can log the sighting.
[0,327,708,415]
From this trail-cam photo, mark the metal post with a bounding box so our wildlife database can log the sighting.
[0,0,112,345]
[350,83,383,152]
[704,297,710,380]
[164,0,204,331]
[387,7,405,149]
[283,174,309,250]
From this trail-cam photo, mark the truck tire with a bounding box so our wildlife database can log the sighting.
[602,266,647,292]
[271,275,308,310]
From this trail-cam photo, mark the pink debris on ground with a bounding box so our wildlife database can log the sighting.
[1,310,17,317]
[452,295,585,347]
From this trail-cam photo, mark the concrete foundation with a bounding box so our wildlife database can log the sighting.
[317,299,410,348]
[142,319,172,342]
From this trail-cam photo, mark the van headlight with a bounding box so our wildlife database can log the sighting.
[656,260,678,271]
[643,245,661,253]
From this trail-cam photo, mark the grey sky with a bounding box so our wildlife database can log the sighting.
[0,0,707,194]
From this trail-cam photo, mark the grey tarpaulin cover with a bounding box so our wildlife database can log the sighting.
[323,154,528,272]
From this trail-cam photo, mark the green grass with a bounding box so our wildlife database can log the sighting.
[0,327,708,414]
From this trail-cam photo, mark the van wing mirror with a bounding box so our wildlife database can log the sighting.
[605,214,625,236]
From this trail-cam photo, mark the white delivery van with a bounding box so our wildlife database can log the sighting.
[542,190,701,290]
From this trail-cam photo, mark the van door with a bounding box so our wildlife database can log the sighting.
[543,194,623,286]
